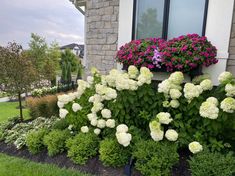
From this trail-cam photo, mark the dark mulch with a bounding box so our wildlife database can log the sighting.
[0,141,191,176]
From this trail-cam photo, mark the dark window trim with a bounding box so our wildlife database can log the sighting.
[132,0,209,40]
[132,0,137,40]
[162,0,170,39]
[202,0,209,36]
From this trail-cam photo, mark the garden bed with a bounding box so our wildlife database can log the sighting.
[0,141,191,176]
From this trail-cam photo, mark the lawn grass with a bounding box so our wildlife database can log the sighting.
[0,153,89,176]
[0,101,30,123]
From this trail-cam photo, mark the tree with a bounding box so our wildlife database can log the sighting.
[0,42,38,120]
[60,49,78,84]
[27,33,60,85]
[137,8,162,39]
[76,58,83,80]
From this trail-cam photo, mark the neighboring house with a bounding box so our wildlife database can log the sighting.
[70,0,235,84]
[60,43,84,58]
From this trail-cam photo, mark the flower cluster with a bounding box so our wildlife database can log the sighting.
[199,97,219,119]
[188,141,203,154]
[225,83,235,97]
[158,72,183,108]
[115,124,132,147]
[218,71,233,84]
[183,83,202,102]
[116,34,217,72]
[149,112,178,142]
[220,97,235,113]
[161,34,217,72]
[115,38,165,69]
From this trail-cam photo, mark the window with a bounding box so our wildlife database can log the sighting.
[133,0,209,40]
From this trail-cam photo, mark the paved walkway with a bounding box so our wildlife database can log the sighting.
[0,93,28,103]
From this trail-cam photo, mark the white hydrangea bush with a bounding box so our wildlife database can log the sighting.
[56,65,235,151]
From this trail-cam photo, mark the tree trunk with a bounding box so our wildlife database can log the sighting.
[18,92,23,121]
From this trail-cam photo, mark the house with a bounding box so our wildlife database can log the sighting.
[70,0,235,85]
[60,43,84,58]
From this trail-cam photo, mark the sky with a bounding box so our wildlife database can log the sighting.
[0,0,84,49]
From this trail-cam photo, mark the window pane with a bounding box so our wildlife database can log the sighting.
[135,0,165,39]
[167,0,206,39]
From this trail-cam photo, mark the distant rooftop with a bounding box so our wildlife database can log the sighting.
[60,43,84,50]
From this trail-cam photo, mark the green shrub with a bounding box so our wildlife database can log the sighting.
[189,150,235,176]
[26,128,47,154]
[132,140,179,176]
[26,95,58,119]
[66,133,99,165]
[52,118,69,130]
[99,138,131,167]
[43,129,70,156]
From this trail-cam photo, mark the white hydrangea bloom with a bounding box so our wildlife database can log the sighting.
[87,76,94,84]
[94,128,101,135]
[87,113,97,121]
[165,129,178,141]
[225,83,235,97]
[184,83,201,101]
[81,126,89,133]
[116,75,130,91]
[95,84,107,95]
[90,119,98,126]
[170,99,180,108]
[101,109,112,119]
[116,124,129,133]
[169,89,182,99]
[89,94,103,103]
[90,67,100,75]
[101,75,107,85]
[77,80,90,90]
[168,72,184,85]
[106,70,120,87]
[218,71,233,84]
[97,119,106,128]
[57,94,70,105]
[115,132,132,147]
[196,85,203,94]
[156,112,173,125]
[206,97,219,106]
[200,79,213,91]
[188,141,203,154]
[199,101,219,119]
[128,65,139,79]
[158,80,171,94]
[103,87,117,100]
[59,109,69,118]
[72,103,82,112]
[106,119,116,128]
[150,130,164,141]
[149,120,161,131]
[128,79,138,91]
[57,101,64,108]
[137,67,153,86]
[91,102,104,113]
[220,97,235,113]
[163,101,170,108]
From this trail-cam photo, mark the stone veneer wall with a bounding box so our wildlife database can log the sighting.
[85,0,119,75]
[228,3,235,75]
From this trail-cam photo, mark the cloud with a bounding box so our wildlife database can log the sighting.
[0,0,84,48]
